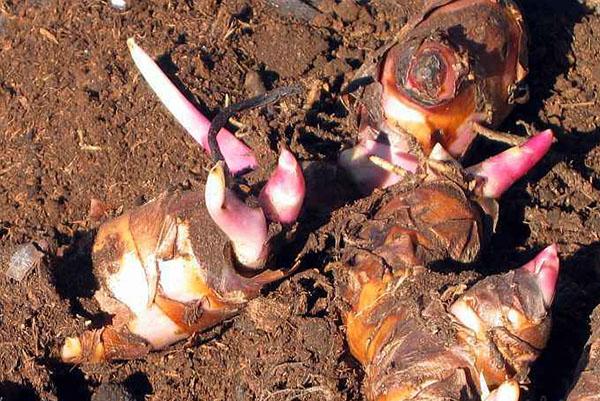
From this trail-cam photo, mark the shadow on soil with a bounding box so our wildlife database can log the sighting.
[512,0,600,189]
[48,231,99,318]
[0,381,40,401]
[531,241,600,400]
[518,0,587,116]
[123,372,153,400]
[49,365,91,401]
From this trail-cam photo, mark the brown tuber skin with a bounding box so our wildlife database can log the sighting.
[566,304,600,401]
[334,158,556,401]
[348,0,528,159]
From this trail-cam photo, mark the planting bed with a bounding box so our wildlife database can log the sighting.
[0,0,599,400]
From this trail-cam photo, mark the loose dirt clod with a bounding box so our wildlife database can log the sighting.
[246,297,292,333]
[88,198,111,221]
[92,383,134,401]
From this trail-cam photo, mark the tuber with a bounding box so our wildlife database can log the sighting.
[333,132,557,401]
[61,61,305,363]
[336,243,558,401]
[340,0,530,192]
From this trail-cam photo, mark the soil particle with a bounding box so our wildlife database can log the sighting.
[249,23,328,79]
[91,383,134,401]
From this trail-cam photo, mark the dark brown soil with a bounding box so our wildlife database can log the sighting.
[0,0,599,400]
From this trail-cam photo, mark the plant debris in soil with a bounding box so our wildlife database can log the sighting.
[0,0,599,400]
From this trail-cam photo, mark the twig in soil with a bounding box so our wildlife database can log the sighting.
[77,129,102,152]
[39,28,59,45]
[260,385,334,401]
[0,161,21,176]
[0,2,11,15]
[561,101,596,108]
[472,121,525,146]
[368,155,410,178]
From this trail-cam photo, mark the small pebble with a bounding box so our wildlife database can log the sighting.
[110,0,128,10]
[92,383,135,401]
[265,0,320,22]
[5,242,46,282]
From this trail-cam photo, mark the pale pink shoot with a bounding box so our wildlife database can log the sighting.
[205,162,269,269]
[259,148,306,224]
[339,139,419,194]
[468,130,554,198]
[520,244,560,307]
[127,38,258,174]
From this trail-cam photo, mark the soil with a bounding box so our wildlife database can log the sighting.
[0,0,599,400]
